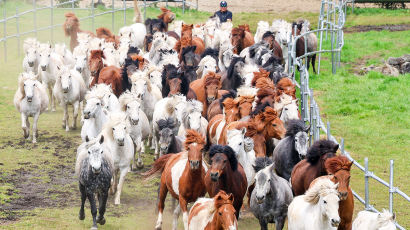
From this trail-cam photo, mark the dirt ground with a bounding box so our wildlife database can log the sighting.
[344,23,410,33]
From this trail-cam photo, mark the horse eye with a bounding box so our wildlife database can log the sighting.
[285,108,288,110]
[218,212,222,216]
[223,160,227,163]
[69,75,71,78]
[24,83,26,86]
[124,127,126,130]
[272,124,277,127]
[88,151,91,154]
[323,200,327,204]
[97,103,100,105]
[112,127,115,130]
[48,54,50,57]
[239,142,242,145]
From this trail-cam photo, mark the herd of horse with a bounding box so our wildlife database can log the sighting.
[13,6,397,230]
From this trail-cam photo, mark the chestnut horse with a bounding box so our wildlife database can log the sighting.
[188,190,237,230]
[174,24,205,56]
[290,139,339,196]
[96,27,120,48]
[63,12,94,51]
[157,7,175,31]
[143,130,207,230]
[205,145,247,219]
[89,50,123,97]
[310,156,354,230]
[207,90,237,121]
[189,72,224,118]
[231,25,255,54]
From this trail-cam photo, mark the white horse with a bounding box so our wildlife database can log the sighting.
[53,66,86,131]
[226,127,256,186]
[152,94,186,158]
[147,66,163,90]
[280,99,300,128]
[73,46,91,88]
[14,72,49,143]
[102,91,121,113]
[352,209,396,230]
[54,43,75,68]
[81,84,110,141]
[288,178,340,230]
[101,112,134,205]
[254,21,270,43]
[119,91,151,170]
[22,38,40,74]
[178,100,208,139]
[38,43,63,111]
[119,23,146,49]
[197,56,218,79]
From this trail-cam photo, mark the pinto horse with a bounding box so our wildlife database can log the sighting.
[310,156,354,230]
[63,12,94,51]
[188,190,237,230]
[161,64,190,97]
[189,72,225,118]
[89,50,123,97]
[262,31,283,63]
[231,25,255,54]
[205,145,247,219]
[290,139,339,196]
[143,130,207,230]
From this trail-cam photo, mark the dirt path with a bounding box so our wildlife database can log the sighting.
[344,24,410,33]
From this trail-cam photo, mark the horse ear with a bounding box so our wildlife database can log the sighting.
[333,144,339,153]
[99,135,104,144]
[241,127,247,135]
[191,46,197,52]
[85,135,90,142]
[228,193,234,203]
[190,24,193,29]
[304,125,310,133]
[392,213,396,221]
[57,65,60,71]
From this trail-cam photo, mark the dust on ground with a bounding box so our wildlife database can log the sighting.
[344,24,410,33]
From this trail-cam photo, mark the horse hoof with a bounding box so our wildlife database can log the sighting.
[97,216,106,225]
[137,162,144,169]
[79,211,85,220]
[32,140,37,144]
[90,226,98,230]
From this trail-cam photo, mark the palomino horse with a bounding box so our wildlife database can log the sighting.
[188,190,237,230]
[205,145,247,219]
[231,25,255,54]
[189,72,225,118]
[290,139,339,196]
[310,156,354,230]
[88,50,123,97]
[63,12,94,51]
[143,130,207,230]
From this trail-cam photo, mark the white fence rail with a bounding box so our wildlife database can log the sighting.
[288,0,409,229]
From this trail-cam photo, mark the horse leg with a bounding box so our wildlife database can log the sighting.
[49,84,56,112]
[32,112,40,144]
[78,183,86,220]
[275,216,286,230]
[62,103,69,131]
[307,56,311,71]
[114,167,129,205]
[153,131,159,160]
[155,182,168,230]
[96,190,108,225]
[131,141,137,171]
[258,218,268,230]
[80,101,84,126]
[179,198,189,230]
[137,136,144,169]
[72,101,79,130]
[171,203,181,230]
[86,191,98,230]
[21,113,29,140]
[109,170,117,195]
[312,54,317,74]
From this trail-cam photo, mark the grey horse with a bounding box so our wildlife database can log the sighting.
[250,157,293,230]
[272,119,309,181]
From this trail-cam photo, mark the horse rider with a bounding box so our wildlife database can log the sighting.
[214,1,232,23]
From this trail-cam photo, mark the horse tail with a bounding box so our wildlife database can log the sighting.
[142,154,173,179]
[96,27,114,39]
[133,0,142,23]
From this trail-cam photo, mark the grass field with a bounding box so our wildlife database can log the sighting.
[0,0,409,229]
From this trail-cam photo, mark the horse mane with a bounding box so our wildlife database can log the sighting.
[118,90,138,111]
[226,56,245,89]
[262,31,275,40]
[130,54,146,69]
[231,27,245,38]
[325,156,353,174]
[251,102,271,117]
[121,56,140,91]
[377,209,396,227]
[130,74,152,92]
[96,27,114,39]
[256,87,275,105]
[218,90,237,110]
[183,100,203,117]
[254,76,275,90]
[286,119,306,137]
[238,24,250,33]
[222,98,239,111]
[237,86,258,97]
[157,117,176,130]
[276,77,296,97]
[181,45,197,61]
[201,48,219,62]
[306,139,339,165]
[16,72,37,101]
[182,23,194,33]
[204,72,222,87]
[213,190,234,210]
[101,112,127,141]
[89,49,105,61]
[253,157,273,173]
[261,106,279,123]
[245,121,261,136]
[127,46,140,56]
[184,129,206,149]
[304,177,338,204]
[251,68,270,86]
[209,145,238,171]
[86,83,113,100]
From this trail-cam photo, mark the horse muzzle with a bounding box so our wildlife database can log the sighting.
[256,195,265,204]
[92,167,101,174]
[331,218,340,227]
[41,66,47,71]
[91,71,97,76]
[131,118,139,125]
[28,62,34,67]
[210,172,219,181]
[83,112,91,119]
[117,139,125,146]
[339,192,348,200]
[76,67,82,73]
[189,160,200,170]
[207,97,216,103]
[63,88,69,93]
[26,96,33,102]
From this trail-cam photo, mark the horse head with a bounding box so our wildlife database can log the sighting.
[83,97,103,119]
[253,159,274,204]
[25,47,37,67]
[256,106,286,140]
[157,118,176,155]
[184,130,206,170]
[204,72,222,104]
[89,50,105,77]
[108,113,128,146]
[325,156,353,200]
[87,135,105,174]
[125,100,142,126]
[213,191,237,230]
[181,46,197,67]
[231,27,245,54]
[209,145,238,181]
[222,98,240,123]
[280,99,300,126]
[158,7,175,24]
[226,128,247,158]
[38,44,52,71]
[22,78,37,103]
[237,96,254,118]
[64,12,79,36]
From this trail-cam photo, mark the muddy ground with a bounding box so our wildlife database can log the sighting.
[344,24,410,33]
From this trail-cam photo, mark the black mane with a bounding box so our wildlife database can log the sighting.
[285,119,306,137]
[252,157,273,173]
[218,90,237,110]
[251,102,271,117]
[306,139,339,165]
[201,48,219,63]
[161,64,190,96]
[209,145,238,171]
[262,31,275,40]
[157,117,176,130]
[181,46,197,58]
[121,57,140,91]
[127,46,140,56]
[226,56,245,90]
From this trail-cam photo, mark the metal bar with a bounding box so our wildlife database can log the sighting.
[183,0,185,14]
[327,121,330,140]
[309,89,314,146]
[91,0,95,32]
[3,7,6,62]
[123,0,126,26]
[33,0,37,37]
[16,7,20,57]
[389,160,394,214]
[50,0,54,43]
[112,0,115,32]
[72,0,75,10]
[364,157,370,210]
[317,20,324,74]
[144,0,146,21]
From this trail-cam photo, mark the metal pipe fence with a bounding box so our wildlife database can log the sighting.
[0,0,197,61]
[288,0,409,229]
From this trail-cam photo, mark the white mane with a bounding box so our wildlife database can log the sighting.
[86,83,113,100]
[304,178,339,204]
[237,86,258,97]
[23,38,39,53]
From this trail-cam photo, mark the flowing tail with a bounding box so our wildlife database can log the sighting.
[133,0,142,23]
[96,27,115,39]
[142,154,173,180]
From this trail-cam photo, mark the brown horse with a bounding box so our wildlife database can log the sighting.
[290,139,339,196]
[276,77,296,99]
[157,7,175,31]
[231,26,255,54]
[96,27,120,48]
[291,22,306,61]
[205,145,247,219]
[310,156,354,230]
[89,50,123,97]
[143,130,207,230]
[174,24,205,57]
[63,12,94,51]
[189,72,224,118]
[262,31,283,63]
[207,90,236,121]
[188,190,237,230]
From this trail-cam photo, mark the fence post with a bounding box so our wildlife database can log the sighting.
[16,7,20,57]
[300,68,305,122]
[389,160,394,214]
[91,0,95,32]
[340,138,344,154]
[50,0,54,43]
[315,104,320,140]
[144,0,146,21]
[364,157,370,210]
[317,20,324,74]
[72,0,74,9]
[3,6,6,62]
[123,0,126,26]
[112,0,115,32]
[309,89,314,146]
[33,0,37,37]
[327,121,331,140]
[183,0,185,14]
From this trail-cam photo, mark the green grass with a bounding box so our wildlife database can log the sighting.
[0,0,409,229]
